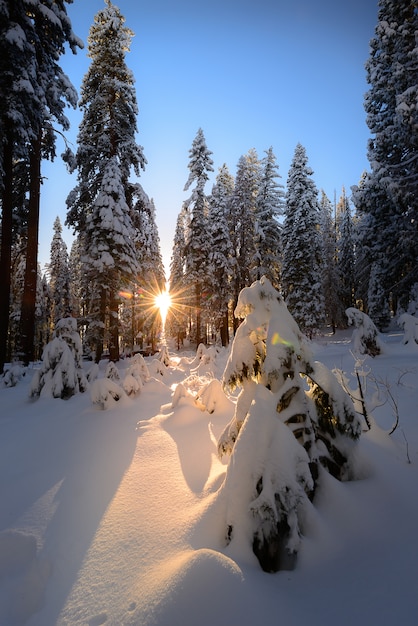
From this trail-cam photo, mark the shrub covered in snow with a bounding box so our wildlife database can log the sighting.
[398,313,418,345]
[0,364,26,388]
[90,377,125,409]
[105,361,121,382]
[158,345,171,367]
[195,379,226,414]
[346,307,383,356]
[122,357,146,397]
[218,277,361,572]
[30,318,88,400]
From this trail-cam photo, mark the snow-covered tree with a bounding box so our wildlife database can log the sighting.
[336,188,356,312]
[346,307,383,356]
[206,164,235,346]
[0,0,82,368]
[66,1,146,362]
[47,216,71,324]
[228,149,261,332]
[354,0,418,312]
[218,277,361,572]
[281,144,325,336]
[82,157,139,361]
[398,313,418,345]
[183,128,214,345]
[319,191,344,330]
[252,147,284,288]
[30,317,88,399]
[168,206,189,348]
[367,261,391,330]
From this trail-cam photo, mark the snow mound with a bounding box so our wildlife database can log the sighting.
[195,378,233,414]
[135,549,245,626]
[90,377,126,409]
[398,313,418,345]
[0,530,51,625]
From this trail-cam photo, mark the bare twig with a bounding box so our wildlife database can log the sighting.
[401,429,411,464]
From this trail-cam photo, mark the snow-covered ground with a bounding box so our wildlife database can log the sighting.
[1,329,418,626]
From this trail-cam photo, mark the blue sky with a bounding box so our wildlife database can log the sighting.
[40,0,379,273]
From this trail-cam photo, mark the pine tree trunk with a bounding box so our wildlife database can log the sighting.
[20,134,42,365]
[0,135,14,373]
[195,283,202,345]
[220,310,229,347]
[109,294,120,361]
[95,287,106,363]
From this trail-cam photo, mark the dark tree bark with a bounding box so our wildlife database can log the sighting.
[0,134,14,372]
[20,134,42,364]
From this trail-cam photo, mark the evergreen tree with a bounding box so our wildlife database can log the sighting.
[68,237,84,319]
[207,164,235,346]
[351,172,381,311]
[131,190,165,351]
[354,0,418,312]
[253,147,284,288]
[66,1,146,361]
[0,0,81,368]
[336,188,356,312]
[229,149,261,324]
[168,206,189,348]
[82,157,139,361]
[282,144,324,336]
[183,128,214,345]
[47,216,71,325]
[218,277,361,572]
[319,191,344,330]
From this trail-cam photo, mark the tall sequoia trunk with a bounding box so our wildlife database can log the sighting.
[0,135,14,373]
[20,134,41,365]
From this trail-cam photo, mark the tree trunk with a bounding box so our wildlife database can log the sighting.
[109,293,119,361]
[195,283,202,345]
[95,287,106,363]
[20,134,42,365]
[220,309,229,347]
[0,136,14,372]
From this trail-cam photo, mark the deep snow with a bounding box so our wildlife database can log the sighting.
[1,330,418,625]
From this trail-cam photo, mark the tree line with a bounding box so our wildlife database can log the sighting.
[1,0,417,371]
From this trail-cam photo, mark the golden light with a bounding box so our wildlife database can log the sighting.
[155,290,172,326]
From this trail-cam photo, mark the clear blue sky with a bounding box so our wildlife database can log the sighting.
[40,0,379,274]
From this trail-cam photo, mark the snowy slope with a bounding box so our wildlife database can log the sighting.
[1,333,418,626]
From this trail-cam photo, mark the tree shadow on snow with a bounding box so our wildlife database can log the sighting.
[162,398,228,495]
[0,395,138,625]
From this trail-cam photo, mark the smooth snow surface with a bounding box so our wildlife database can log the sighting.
[1,332,418,625]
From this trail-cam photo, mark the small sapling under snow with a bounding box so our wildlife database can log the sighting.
[217,277,361,572]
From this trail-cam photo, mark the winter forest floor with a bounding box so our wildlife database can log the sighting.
[1,329,418,625]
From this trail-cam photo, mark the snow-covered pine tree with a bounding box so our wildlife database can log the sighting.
[68,238,83,320]
[82,157,139,361]
[252,147,284,288]
[346,307,383,356]
[354,0,418,312]
[217,277,361,572]
[367,261,391,330]
[336,188,356,312]
[66,1,147,362]
[281,143,325,336]
[183,128,214,345]
[351,171,382,311]
[229,149,261,325]
[30,317,88,399]
[47,216,71,325]
[168,206,189,348]
[206,164,235,346]
[0,0,82,367]
[319,191,344,330]
[130,189,165,351]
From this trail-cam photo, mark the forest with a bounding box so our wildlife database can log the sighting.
[0,0,417,372]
